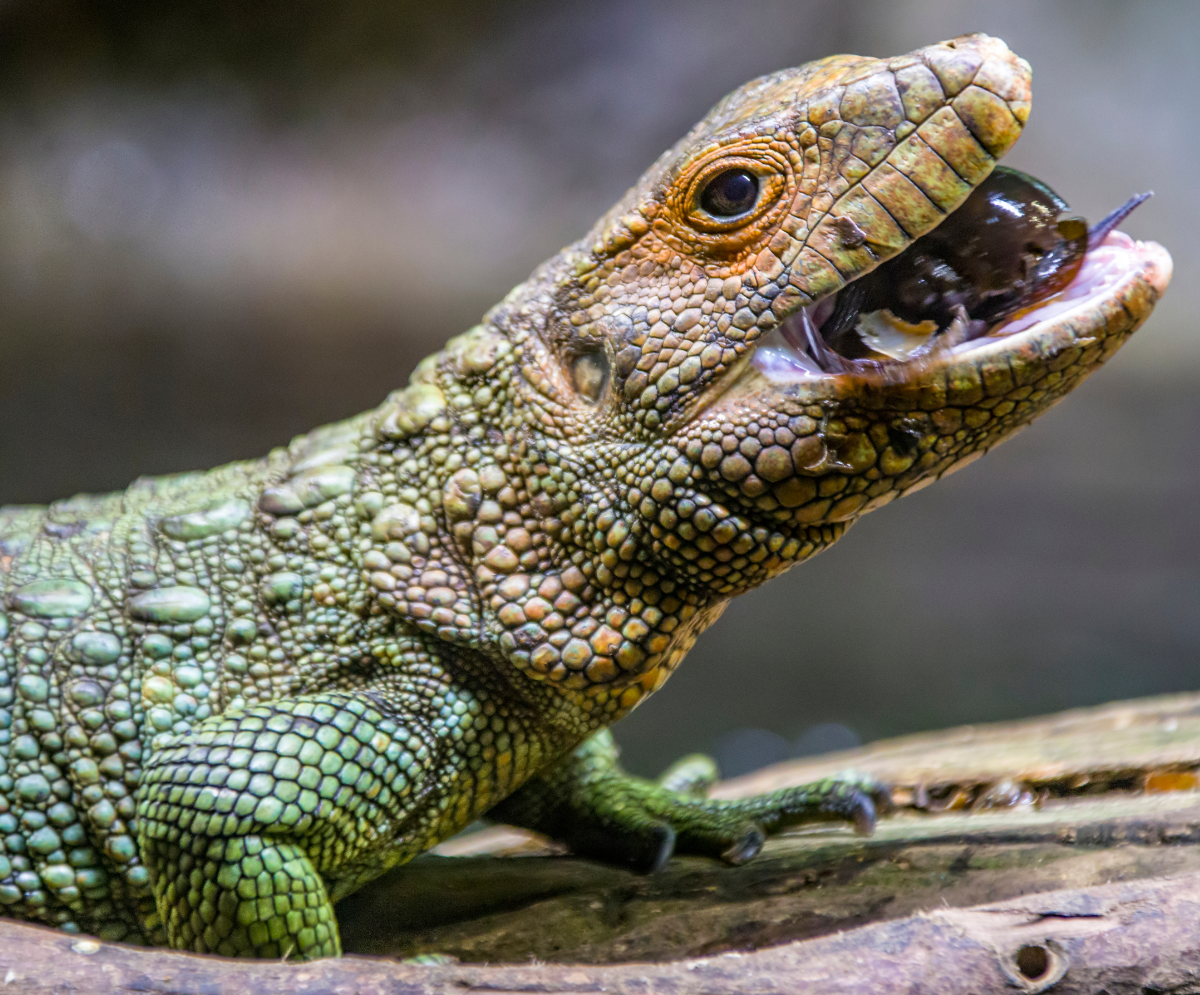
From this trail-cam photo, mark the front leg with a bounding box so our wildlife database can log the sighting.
[136,692,425,959]
[489,731,887,873]
[140,831,338,959]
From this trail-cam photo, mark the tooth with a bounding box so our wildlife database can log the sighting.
[800,307,845,373]
[779,313,807,356]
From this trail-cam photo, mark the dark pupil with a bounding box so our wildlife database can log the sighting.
[700,169,759,217]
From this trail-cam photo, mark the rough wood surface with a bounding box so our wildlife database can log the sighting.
[6,693,1200,992]
[1,871,1199,993]
[339,792,1200,963]
[717,690,1200,802]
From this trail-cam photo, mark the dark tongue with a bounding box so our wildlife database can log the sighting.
[1088,191,1152,249]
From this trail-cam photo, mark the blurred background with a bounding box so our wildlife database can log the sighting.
[1,0,1196,777]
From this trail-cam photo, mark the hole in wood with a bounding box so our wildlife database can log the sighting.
[1015,943,1050,981]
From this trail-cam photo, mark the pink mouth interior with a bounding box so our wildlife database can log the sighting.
[751,231,1148,383]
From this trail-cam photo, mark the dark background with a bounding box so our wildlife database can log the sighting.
[1,0,1196,777]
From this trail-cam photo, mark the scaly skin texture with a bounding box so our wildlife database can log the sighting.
[0,35,1170,959]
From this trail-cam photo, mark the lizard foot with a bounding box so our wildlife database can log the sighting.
[489,731,890,873]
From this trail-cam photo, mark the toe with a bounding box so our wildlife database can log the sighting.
[658,754,720,797]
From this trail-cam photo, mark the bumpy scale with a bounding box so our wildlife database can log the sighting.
[0,35,1171,959]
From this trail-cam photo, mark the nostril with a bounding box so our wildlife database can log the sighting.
[1015,943,1050,981]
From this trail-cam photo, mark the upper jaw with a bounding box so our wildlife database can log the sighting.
[720,230,1172,410]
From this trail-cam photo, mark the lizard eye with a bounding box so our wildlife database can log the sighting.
[571,350,610,404]
[681,159,784,235]
[699,168,760,217]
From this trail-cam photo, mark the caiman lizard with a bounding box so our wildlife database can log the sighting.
[0,34,1172,959]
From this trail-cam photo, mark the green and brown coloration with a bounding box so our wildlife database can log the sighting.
[0,35,1171,959]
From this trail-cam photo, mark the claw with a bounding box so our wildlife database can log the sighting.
[824,771,891,835]
[563,815,677,873]
[645,824,677,874]
[720,824,765,865]
[607,821,677,874]
[850,793,877,836]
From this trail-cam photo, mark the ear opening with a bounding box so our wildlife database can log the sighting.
[570,348,611,405]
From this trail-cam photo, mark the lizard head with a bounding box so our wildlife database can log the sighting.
[362,34,1170,711]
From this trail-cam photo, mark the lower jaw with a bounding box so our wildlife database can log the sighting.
[745,231,1172,395]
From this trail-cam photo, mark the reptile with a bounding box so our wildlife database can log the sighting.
[0,34,1171,960]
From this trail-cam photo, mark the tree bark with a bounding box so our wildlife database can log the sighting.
[5,692,1200,992]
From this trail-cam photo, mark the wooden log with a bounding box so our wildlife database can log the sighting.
[0,871,1198,993]
[339,792,1200,963]
[5,692,1200,991]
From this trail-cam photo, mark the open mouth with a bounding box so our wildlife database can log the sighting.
[751,167,1153,384]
